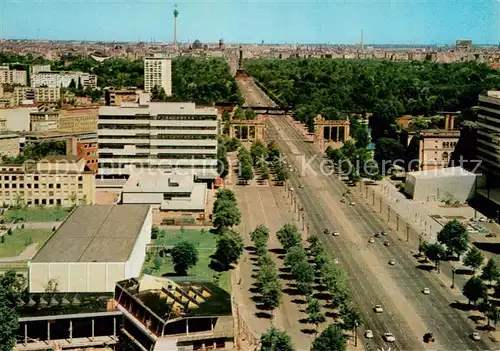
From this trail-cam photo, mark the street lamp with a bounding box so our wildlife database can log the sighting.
[451,267,456,289]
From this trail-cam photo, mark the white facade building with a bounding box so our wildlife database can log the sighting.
[404,167,481,203]
[30,64,51,75]
[29,204,152,293]
[31,71,98,89]
[144,55,172,96]
[0,69,27,86]
[98,102,218,181]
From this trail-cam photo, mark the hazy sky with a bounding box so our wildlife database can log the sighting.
[1,0,499,45]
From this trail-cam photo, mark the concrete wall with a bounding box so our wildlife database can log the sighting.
[0,136,20,158]
[0,108,31,132]
[29,261,126,293]
[405,173,479,202]
[122,192,163,205]
[125,207,152,278]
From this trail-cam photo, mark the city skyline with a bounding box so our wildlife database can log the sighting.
[1,0,499,45]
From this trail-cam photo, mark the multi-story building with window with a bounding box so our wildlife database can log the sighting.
[144,55,172,96]
[30,64,51,75]
[477,91,500,179]
[31,71,98,89]
[58,107,99,133]
[0,155,95,207]
[0,68,27,86]
[98,102,218,183]
[13,87,61,106]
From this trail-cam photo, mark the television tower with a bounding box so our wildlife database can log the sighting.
[173,4,179,49]
[361,29,364,53]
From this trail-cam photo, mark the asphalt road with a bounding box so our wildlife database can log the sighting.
[268,116,494,351]
[236,78,277,108]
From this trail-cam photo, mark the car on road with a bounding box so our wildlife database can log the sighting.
[384,241,390,247]
[365,330,373,339]
[373,305,383,313]
[383,332,396,342]
[323,229,330,235]
[341,198,346,203]
[299,184,304,188]
[350,201,355,206]
[333,258,339,264]
[422,287,430,295]
[374,233,382,238]
[381,231,388,236]
[471,332,481,341]
[368,237,375,243]
[332,231,340,236]
[388,259,396,265]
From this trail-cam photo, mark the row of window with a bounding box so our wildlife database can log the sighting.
[442,142,457,148]
[1,190,84,197]
[479,101,500,112]
[0,183,83,189]
[99,135,217,140]
[99,154,215,159]
[0,175,83,182]
[98,124,216,131]
[98,144,216,150]
[99,115,216,121]
[99,163,217,169]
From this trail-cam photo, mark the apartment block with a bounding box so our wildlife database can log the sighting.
[58,108,98,133]
[98,102,218,181]
[477,91,500,179]
[144,55,172,96]
[13,87,61,106]
[0,92,14,107]
[30,64,51,75]
[31,71,98,89]
[0,156,95,207]
[0,69,27,86]
[30,108,59,132]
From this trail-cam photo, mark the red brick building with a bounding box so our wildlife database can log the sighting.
[66,137,98,172]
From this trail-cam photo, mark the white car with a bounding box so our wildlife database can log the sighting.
[471,332,481,341]
[333,258,339,264]
[350,201,355,206]
[333,231,340,236]
[388,259,396,265]
[368,238,375,243]
[365,330,373,339]
[383,332,396,342]
[373,305,383,313]
[422,287,431,295]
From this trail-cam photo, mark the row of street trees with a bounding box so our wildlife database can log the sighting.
[250,225,283,316]
[237,147,254,183]
[211,190,244,270]
[418,219,500,327]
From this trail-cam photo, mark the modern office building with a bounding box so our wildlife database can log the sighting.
[144,54,172,96]
[98,102,218,183]
[29,204,152,293]
[477,91,500,179]
[0,155,96,207]
[13,86,61,106]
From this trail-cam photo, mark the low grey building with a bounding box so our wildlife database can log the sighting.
[404,166,480,203]
[29,204,152,293]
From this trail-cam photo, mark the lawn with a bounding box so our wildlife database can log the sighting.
[0,229,53,258]
[144,228,231,292]
[1,207,72,222]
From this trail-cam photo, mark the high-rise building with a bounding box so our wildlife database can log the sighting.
[97,101,218,182]
[144,55,172,96]
[477,91,500,179]
[0,69,27,86]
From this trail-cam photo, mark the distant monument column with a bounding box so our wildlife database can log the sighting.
[173,5,179,49]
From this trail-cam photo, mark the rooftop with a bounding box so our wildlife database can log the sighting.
[99,102,218,117]
[32,205,150,263]
[117,275,232,321]
[40,155,82,163]
[408,166,476,179]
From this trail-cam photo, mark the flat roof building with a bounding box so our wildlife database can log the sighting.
[0,155,96,207]
[477,91,500,180]
[144,55,172,96]
[115,275,233,351]
[29,204,152,293]
[98,102,218,182]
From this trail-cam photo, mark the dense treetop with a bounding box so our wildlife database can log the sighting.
[245,58,500,136]
[0,53,242,104]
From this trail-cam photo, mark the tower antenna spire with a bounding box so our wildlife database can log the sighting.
[361,28,364,53]
[173,4,179,49]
